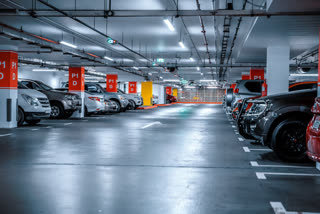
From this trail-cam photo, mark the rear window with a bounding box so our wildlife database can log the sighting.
[289,83,317,91]
[244,82,262,93]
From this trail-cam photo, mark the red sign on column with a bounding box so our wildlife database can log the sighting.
[0,51,18,89]
[166,87,172,95]
[242,74,250,80]
[69,67,85,92]
[106,74,118,92]
[250,69,264,80]
[128,82,137,94]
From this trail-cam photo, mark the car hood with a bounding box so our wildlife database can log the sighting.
[18,89,48,98]
[256,89,317,101]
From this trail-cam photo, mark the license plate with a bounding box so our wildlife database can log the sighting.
[313,120,320,129]
[45,110,51,114]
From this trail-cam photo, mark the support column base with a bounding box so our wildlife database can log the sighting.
[317,162,320,171]
[70,91,85,118]
[0,89,17,129]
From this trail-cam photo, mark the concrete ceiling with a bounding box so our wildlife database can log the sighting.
[0,0,319,84]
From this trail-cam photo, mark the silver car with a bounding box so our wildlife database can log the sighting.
[17,82,51,126]
[117,89,143,109]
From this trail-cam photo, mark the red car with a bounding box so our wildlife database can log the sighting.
[306,97,320,162]
[166,94,177,103]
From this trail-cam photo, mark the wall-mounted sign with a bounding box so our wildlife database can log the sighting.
[166,87,172,95]
[106,74,118,92]
[69,67,85,92]
[0,51,18,89]
[250,69,264,80]
[128,82,137,94]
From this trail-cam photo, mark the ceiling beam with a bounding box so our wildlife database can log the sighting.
[1,9,320,17]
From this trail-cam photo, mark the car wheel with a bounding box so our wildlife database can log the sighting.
[128,100,135,110]
[64,112,74,118]
[25,119,41,125]
[113,101,121,113]
[50,102,65,119]
[17,107,24,126]
[271,118,308,162]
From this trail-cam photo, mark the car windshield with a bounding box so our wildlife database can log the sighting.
[37,81,53,90]
[18,82,28,89]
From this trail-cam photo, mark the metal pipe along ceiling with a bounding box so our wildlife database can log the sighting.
[36,0,154,65]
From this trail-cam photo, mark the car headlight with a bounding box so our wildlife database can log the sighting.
[21,94,39,106]
[245,100,271,117]
[64,94,74,100]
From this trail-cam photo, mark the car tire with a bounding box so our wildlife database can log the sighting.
[271,118,309,162]
[25,119,41,125]
[64,112,74,118]
[50,102,65,119]
[128,100,136,110]
[17,107,25,126]
[113,101,121,113]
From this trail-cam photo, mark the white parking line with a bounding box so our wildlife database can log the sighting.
[270,201,320,214]
[141,121,162,129]
[232,125,236,128]
[31,129,39,131]
[256,172,320,180]
[64,123,72,126]
[238,137,244,142]
[0,134,12,137]
[250,161,314,169]
[242,147,272,152]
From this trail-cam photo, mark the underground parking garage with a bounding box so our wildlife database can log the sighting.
[0,0,320,213]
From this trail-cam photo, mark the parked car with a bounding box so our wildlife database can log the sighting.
[61,82,129,113]
[20,79,82,119]
[237,89,316,162]
[55,88,105,116]
[17,82,51,126]
[166,94,177,103]
[153,95,158,105]
[306,97,320,162]
[229,80,264,110]
[232,81,317,120]
[117,89,143,110]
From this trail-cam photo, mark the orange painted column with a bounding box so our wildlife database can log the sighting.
[69,67,85,118]
[0,50,18,128]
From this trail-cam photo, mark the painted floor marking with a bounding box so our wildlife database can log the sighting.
[64,123,72,126]
[141,121,162,129]
[250,161,313,169]
[31,129,39,131]
[238,137,244,142]
[256,172,320,180]
[232,125,236,128]
[243,147,272,152]
[270,201,320,214]
[0,134,12,137]
[243,147,250,152]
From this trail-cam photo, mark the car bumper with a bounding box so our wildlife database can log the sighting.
[237,116,266,142]
[62,99,82,111]
[25,112,51,120]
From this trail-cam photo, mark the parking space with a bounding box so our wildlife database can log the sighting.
[0,104,318,213]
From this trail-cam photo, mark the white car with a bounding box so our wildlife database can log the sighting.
[117,89,143,109]
[18,82,51,126]
[85,92,105,115]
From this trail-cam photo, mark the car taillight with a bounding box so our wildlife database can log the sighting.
[89,97,101,102]
[234,88,239,93]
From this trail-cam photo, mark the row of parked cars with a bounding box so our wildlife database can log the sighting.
[224,79,320,163]
[17,79,143,126]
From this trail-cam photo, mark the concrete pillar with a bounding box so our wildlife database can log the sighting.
[0,47,18,128]
[68,67,85,118]
[266,46,290,96]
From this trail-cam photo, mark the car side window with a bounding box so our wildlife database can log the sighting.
[87,85,100,93]
[32,82,42,90]
[244,82,262,93]
[21,81,34,89]
[289,83,317,91]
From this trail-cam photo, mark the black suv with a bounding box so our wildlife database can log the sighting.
[237,89,316,162]
[20,79,82,119]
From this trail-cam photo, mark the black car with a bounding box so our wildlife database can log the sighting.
[237,89,317,162]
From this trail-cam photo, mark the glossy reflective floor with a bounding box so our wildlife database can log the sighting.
[0,104,319,214]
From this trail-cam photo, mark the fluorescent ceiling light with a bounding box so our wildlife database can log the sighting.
[290,73,318,76]
[32,68,58,72]
[190,57,194,62]
[184,86,196,88]
[200,73,204,76]
[207,86,218,89]
[163,79,180,82]
[60,41,77,49]
[163,19,175,32]
[132,67,139,70]
[179,41,185,49]
[104,56,114,61]
[197,67,200,71]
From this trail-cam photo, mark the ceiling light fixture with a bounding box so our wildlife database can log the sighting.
[290,73,318,77]
[179,41,185,49]
[163,79,180,82]
[163,19,175,32]
[60,41,77,49]
[132,67,139,70]
[104,56,114,61]
[200,80,215,82]
[32,68,58,72]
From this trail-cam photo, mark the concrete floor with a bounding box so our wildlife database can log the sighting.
[0,104,319,214]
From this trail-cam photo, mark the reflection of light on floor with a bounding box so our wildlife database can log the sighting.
[141,106,191,119]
